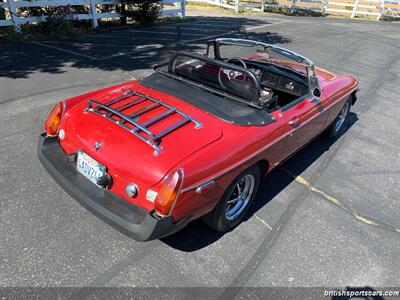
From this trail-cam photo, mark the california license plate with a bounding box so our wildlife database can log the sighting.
[76,150,106,186]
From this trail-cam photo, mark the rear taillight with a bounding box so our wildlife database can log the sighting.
[44,102,64,136]
[154,168,184,216]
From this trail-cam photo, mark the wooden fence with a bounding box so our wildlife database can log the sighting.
[0,0,185,30]
[189,0,400,19]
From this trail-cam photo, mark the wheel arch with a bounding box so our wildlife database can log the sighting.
[256,159,270,177]
[350,89,358,105]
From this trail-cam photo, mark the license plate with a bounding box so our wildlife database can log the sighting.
[76,150,106,186]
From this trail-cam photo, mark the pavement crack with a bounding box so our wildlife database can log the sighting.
[86,241,161,287]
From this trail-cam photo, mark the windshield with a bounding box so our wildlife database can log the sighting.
[168,52,261,103]
[217,39,308,77]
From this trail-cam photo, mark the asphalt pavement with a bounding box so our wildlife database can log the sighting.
[1,9,400,299]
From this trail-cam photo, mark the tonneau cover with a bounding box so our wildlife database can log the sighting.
[140,73,275,126]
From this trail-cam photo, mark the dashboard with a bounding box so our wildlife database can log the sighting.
[248,67,263,78]
[261,72,307,97]
[247,64,308,97]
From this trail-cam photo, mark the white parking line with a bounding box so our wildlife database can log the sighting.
[254,215,273,230]
[191,20,247,25]
[166,23,239,28]
[40,41,145,48]
[31,41,97,60]
[191,18,289,24]
[96,44,164,61]
[245,22,287,31]
[100,20,289,59]
[92,35,178,41]
[180,32,230,44]
[33,20,289,61]
[124,30,206,36]
[161,26,227,33]
[178,20,288,44]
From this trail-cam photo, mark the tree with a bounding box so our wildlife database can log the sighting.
[124,0,163,25]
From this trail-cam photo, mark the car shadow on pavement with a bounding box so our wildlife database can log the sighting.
[161,112,358,251]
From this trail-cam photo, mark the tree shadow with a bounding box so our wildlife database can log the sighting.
[161,112,358,251]
[0,16,290,79]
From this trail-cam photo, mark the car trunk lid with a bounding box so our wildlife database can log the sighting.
[59,84,223,187]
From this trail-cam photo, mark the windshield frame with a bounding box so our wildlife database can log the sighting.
[208,38,320,97]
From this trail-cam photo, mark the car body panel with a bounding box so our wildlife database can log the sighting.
[39,43,359,240]
[172,70,358,221]
[58,81,225,210]
[56,68,357,221]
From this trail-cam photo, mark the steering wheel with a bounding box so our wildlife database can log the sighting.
[218,57,248,90]
[226,58,247,69]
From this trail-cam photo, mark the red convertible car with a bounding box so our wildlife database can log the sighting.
[38,38,358,241]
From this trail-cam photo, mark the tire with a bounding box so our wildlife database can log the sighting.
[326,98,351,139]
[203,165,261,232]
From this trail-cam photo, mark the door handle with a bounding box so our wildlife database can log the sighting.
[288,117,301,127]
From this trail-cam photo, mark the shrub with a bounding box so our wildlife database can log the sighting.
[124,0,163,25]
[0,7,6,20]
[23,5,76,37]
[0,27,26,42]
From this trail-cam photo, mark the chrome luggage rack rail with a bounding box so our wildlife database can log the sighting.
[84,90,202,155]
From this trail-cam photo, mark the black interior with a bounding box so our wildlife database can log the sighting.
[143,50,311,125]
[207,40,309,111]
[205,62,306,110]
[242,60,308,111]
[165,51,309,112]
[168,52,261,103]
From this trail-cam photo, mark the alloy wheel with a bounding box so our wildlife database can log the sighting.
[225,174,256,221]
[335,101,350,132]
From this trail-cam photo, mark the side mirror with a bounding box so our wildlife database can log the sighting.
[313,88,321,97]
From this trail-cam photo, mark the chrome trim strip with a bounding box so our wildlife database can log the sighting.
[181,90,355,193]
[85,90,203,156]
[215,38,314,66]
[195,180,215,194]
[180,131,286,193]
